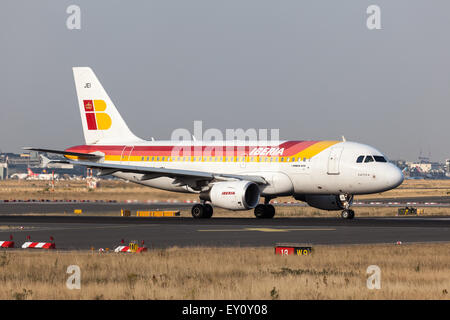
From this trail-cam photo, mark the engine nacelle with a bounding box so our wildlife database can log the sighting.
[200,181,260,210]
[294,194,352,211]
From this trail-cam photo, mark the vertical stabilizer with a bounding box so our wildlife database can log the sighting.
[73,67,143,145]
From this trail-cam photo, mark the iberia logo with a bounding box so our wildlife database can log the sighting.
[83,100,112,130]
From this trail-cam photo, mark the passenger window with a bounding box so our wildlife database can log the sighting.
[364,155,374,163]
[374,156,387,163]
[356,155,364,163]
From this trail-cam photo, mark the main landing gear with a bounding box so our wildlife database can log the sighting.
[191,203,213,219]
[254,198,276,219]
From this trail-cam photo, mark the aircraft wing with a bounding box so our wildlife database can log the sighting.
[58,159,268,186]
[23,147,101,159]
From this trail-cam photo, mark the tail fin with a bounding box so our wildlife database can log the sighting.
[27,168,34,175]
[72,67,143,145]
[40,155,50,168]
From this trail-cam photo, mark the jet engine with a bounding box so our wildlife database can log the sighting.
[200,181,260,210]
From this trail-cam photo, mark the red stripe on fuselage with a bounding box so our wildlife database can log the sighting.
[66,141,320,158]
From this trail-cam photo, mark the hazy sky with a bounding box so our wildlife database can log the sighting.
[1,1,450,161]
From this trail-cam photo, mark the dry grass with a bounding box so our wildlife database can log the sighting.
[0,243,449,300]
[0,179,190,202]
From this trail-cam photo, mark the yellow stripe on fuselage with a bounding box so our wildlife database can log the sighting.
[292,141,339,159]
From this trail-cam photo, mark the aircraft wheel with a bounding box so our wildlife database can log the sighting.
[254,204,266,218]
[265,204,275,219]
[254,204,275,219]
[341,209,355,219]
[204,204,213,218]
[192,204,206,219]
[348,209,355,219]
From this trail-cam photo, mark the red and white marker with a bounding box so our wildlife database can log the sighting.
[21,242,55,249]
[114,246,147,253]
[0,241,14,248]
[114,246,131,252]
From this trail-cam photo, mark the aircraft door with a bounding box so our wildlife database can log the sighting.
[327,147,343,175]
[120,145,134,164]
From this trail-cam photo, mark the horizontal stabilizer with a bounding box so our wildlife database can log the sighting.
[22,147,101,159]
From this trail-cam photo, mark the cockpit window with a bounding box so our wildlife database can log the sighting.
[374,156,387,162]
[364,155,374,163]
[356,155,364,163]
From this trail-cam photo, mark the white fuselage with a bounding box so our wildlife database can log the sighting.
[104,140,403,197]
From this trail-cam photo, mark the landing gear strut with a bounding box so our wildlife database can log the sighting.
[191,203,213,219]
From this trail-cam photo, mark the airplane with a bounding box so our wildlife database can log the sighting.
[26,168,58,181]
[10,172,28,180]
[25,67,404,219]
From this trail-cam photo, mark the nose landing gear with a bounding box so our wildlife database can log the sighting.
[339,194,355,219]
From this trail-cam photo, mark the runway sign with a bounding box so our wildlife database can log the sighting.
[275,245,312,256]
[73,209,83,214]
[397,207,424,215]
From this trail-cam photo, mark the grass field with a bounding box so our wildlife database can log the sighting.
[1,180,449,300]
[0,243,449,300]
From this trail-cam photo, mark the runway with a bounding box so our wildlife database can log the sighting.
[0,195,449,215]
[0,216,449,250]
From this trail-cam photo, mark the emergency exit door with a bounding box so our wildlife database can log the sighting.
[120,146,134,164]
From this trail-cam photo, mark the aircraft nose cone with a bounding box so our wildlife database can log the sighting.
[387,165,404,189]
